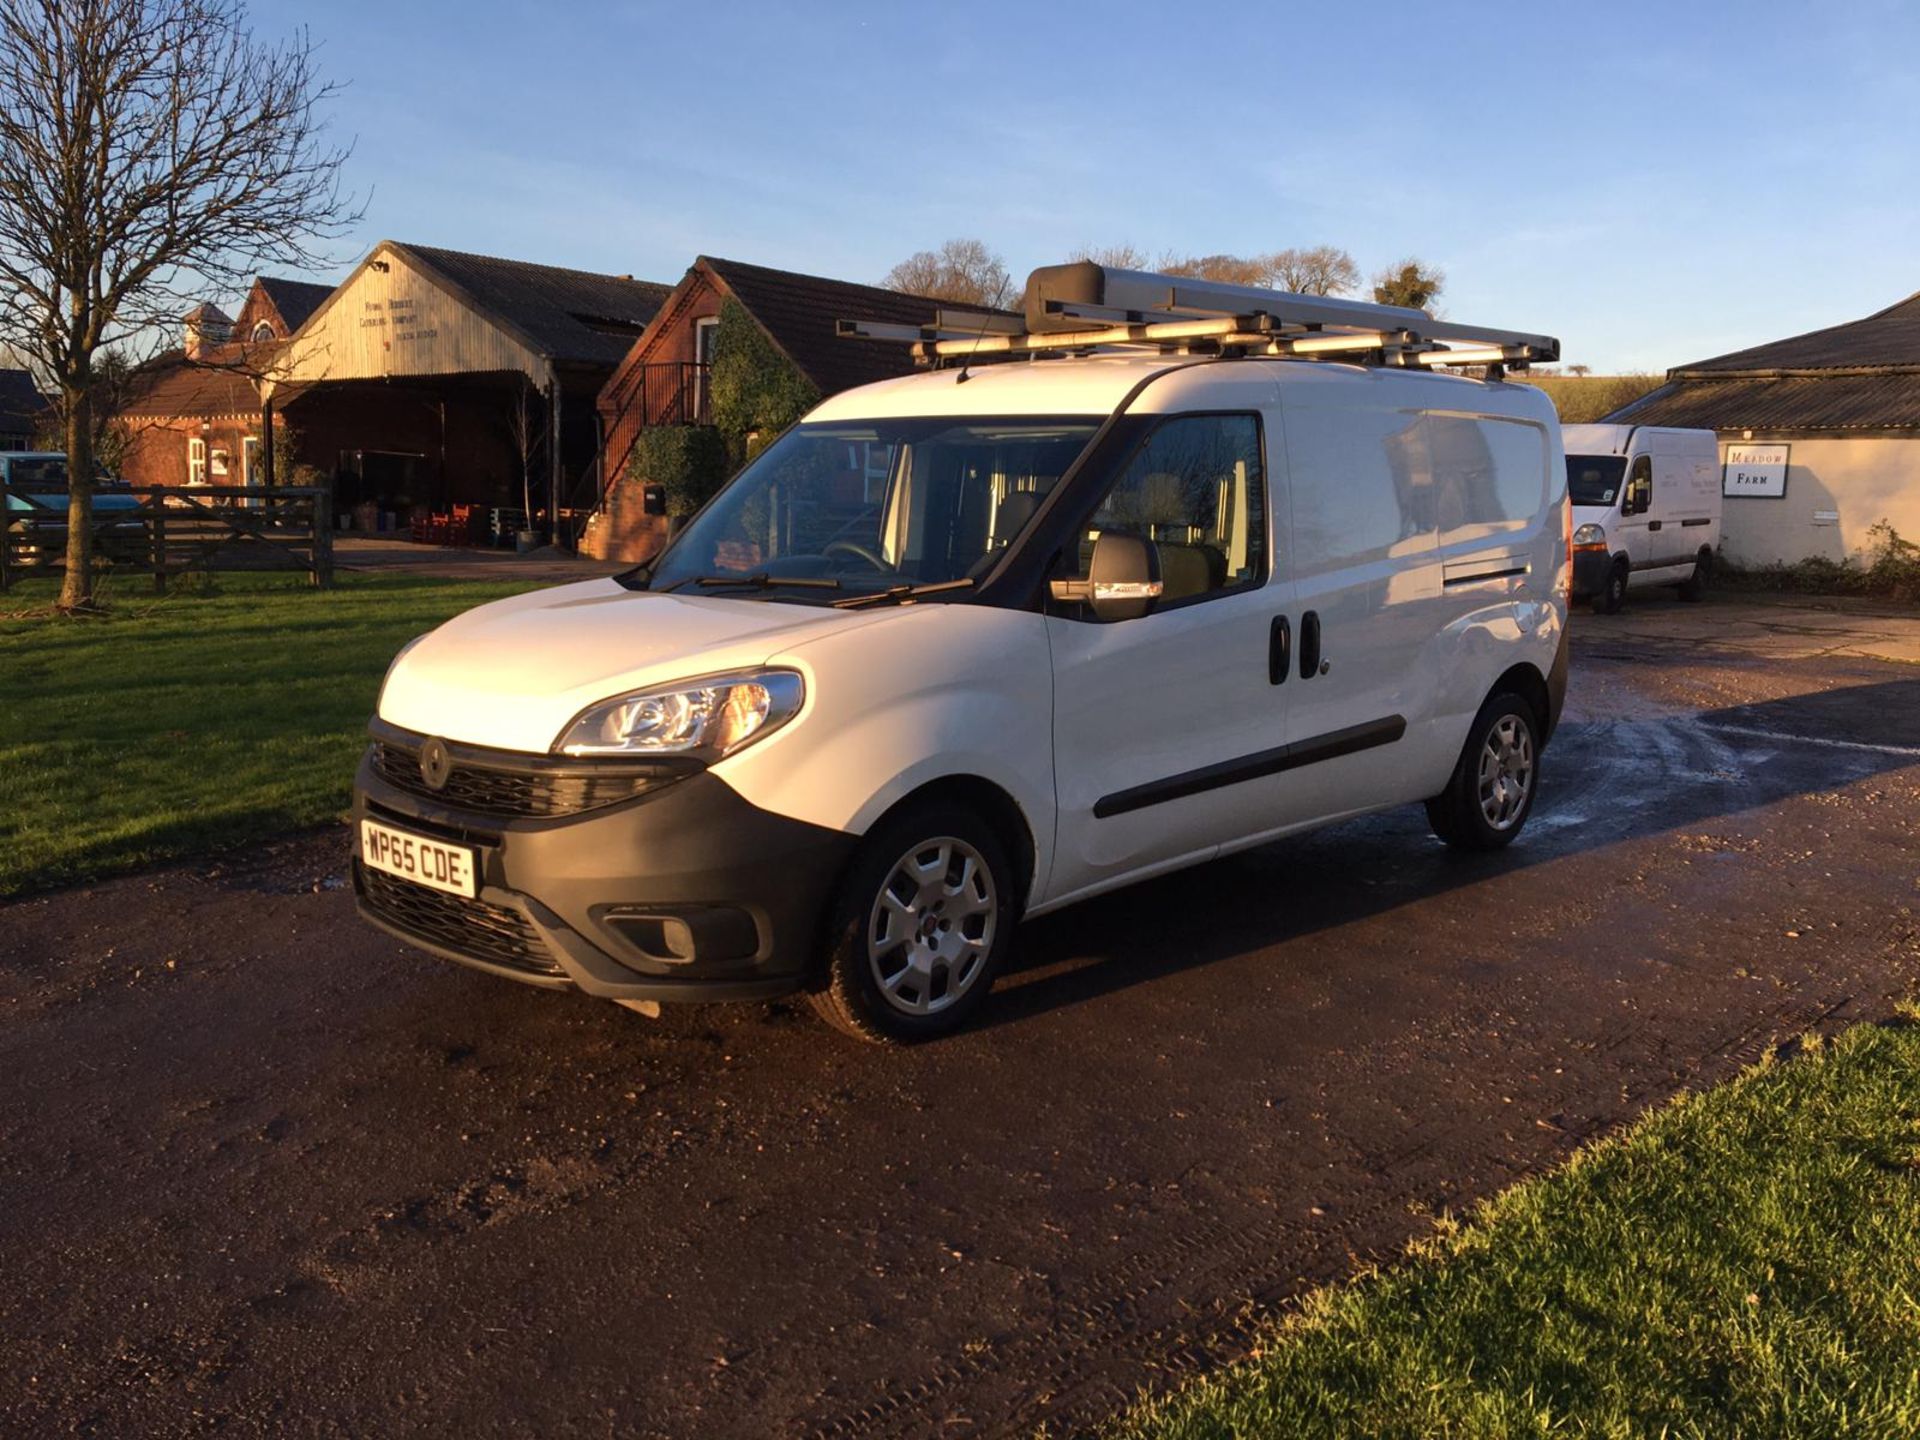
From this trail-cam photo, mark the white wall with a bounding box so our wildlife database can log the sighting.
[1717,433,1920,566]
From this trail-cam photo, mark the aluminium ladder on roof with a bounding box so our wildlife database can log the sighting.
[838,261,1560,373]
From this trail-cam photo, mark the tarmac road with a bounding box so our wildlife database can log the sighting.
[4,597,1919,1438]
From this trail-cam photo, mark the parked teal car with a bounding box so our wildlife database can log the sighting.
[2,451,144,561]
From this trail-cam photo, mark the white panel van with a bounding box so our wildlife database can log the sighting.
[352,267,1571,1043]
[1563,423,1721,612]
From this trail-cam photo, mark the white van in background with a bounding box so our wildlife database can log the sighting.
[352,264,1570,1043]
[1563,423,1721,612]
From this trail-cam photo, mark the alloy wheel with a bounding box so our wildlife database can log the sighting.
[1477,715,1535,831]
[866,836,998,1016]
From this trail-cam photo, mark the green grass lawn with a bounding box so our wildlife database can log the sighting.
[1110,1016,1920,1439]
[0,571,542,897]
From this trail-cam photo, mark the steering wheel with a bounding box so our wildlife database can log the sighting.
[824,539,893,573]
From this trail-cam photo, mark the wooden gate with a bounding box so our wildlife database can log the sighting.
[0,485,333,592]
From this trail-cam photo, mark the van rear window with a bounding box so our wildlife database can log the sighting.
[1285,408,1550,571]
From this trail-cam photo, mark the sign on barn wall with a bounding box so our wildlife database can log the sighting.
[1722,442,1790,498]
[269,245,550,396]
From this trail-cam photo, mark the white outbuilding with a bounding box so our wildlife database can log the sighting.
[1611,291,1920,565]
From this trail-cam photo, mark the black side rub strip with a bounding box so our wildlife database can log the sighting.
[1442,566,1529,586]
[1094,715,1407,819]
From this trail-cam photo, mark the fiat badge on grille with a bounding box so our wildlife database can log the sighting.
[419,737,453,791]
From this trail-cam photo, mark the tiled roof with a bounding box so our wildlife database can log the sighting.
[1674,291,1920,375]
[255,276,332,334]
[705,257,1009,395]
[1609,373,1920,432]
[121,342,284,419]
[399,243,674,367]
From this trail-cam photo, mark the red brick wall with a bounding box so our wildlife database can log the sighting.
[118,415,258,489]
[589,271,726,562]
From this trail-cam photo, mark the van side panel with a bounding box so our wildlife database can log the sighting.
[1629,427,1721,581]
[1264,370,1566,829]
[1272,380,1447,818]
[1424,399,1566,790]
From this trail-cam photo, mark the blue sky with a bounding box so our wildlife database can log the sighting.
[257,0,1920,373]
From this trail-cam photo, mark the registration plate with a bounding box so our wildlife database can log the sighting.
[359,819,478,898]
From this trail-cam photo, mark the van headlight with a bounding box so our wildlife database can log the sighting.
[555,669,804,759]
[1572,523,1608,550]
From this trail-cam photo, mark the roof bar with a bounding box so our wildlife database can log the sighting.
[837,262,1561,371]
[934,308,1023,335]
[1026,262,1559,359]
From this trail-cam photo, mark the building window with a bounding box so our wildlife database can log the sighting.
[251,321,277,343]
[693,315,720,420]
[188,436,207,484]
[210,447,230,479]
[243,436,262,487]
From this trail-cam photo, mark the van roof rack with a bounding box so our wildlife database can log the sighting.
[839,261,1559,376]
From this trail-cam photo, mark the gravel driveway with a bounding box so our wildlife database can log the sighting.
[5,595,1918,1437]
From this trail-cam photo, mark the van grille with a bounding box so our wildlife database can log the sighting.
[356,864,566,979]
[370,739,671,819]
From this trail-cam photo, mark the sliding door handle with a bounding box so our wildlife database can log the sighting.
[1299,610,1321,680]
[1268,615,1291,685]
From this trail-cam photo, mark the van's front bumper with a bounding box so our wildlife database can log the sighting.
[350,729,857,1006]
[1570,549,1615,600]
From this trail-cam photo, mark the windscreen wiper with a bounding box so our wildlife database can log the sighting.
[831,578,975,609]
[666,573,842,593]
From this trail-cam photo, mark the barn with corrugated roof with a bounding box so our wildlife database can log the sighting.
[1611,290,1920,565]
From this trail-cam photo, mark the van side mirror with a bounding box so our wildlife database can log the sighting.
[1050,532,1163,621]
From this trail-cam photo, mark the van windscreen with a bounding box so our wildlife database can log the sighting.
[643,417,1102,601]
[1566,454,1625,507]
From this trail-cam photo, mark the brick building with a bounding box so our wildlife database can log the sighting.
[117,276,330,488]
[121,244,672,541]
[586,257,968,561]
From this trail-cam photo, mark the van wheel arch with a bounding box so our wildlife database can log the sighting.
[1678,547,1712,601]
[809,776,1038,990]
[1491,662,1552,745]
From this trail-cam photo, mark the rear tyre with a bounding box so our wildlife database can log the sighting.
[808,803,1017,1044]
[1677,549,1712,601]
[1593,559,1629,615]
[1426,691,1541,852]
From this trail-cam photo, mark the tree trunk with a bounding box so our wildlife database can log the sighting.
[58,383,95,611]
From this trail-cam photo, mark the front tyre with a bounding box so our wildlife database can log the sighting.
[809,804,1016,1044]
[1593,559,1628,614]
[1427,692,1541,851]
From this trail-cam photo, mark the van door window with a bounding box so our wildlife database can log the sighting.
[1064,413,1266,606]
[1624,456,1652,515]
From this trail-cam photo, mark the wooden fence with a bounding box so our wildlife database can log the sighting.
[0,484,333,592]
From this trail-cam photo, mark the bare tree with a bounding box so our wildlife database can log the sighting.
[506,376,540,525]
[880,238,1010,307]
[1066,244,1154,270]
[1371,258,1445,314]
[1266,245,1360,296]
[1159,253,1272,287]
[0,0,357,609]
[1152,247,1360,296]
